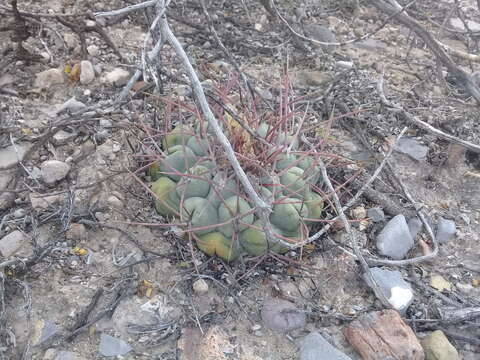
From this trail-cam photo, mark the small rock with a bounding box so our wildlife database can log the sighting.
[436,217,456,244]
[299,331,352,360]
[336,61,354,69]
[87,44,99,56]
[0,144,30,169]
[408,217,423,238]
[366,267,414,313]
[351,206,366,219]
[343,310,424,360]
[105,68,130,86]
[450,18,480,32]
[0,230,26,257]
[107,195,123,209]
[84,19,96,27]
[34,68,64,89]
[56,97,86,114]
[174,84,191,96]
[430,275,452,292]
[32,320,60,346]
[421,330,459,360]
[304,24,337,53]
[98,333,132,357]
[367,207,384,222]
[0,192,15,211]
[394,137,428,161]
[261,298,306,333]
[54,351,78,360]
[376,214,414,259]
[40,160,70,185]
[80,60,95,84]
[13,208,26,218]
[53,130,77,146]
[65,223,87,241]
[192,279,209,294]
[292,70,332,88]
[63,33,77,49]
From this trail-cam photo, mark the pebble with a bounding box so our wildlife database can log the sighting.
[98,333,132,357]
[299,331,352,360]
[80,60,95,84]
[394,137,428,161]
[63,33,77,49]
[0,144,30,169]
[34,68,64,89]
[87,44,99,56]
[352,206,366,219]
[30,193,64,210]
[367,207,385,222]
[65,223,87,241]
[376,214,414,259]
[336,61,354,69]
[408,217,423,238]
[303,24,337,53]
[421,330,459,360]
[0,192,15,211]
[13,208,26,218]
[105,68,130,86]
[0,230,26,257]
[32,320,60,346]
[174,84,191,96]
[261,298,306,333]
[366,267,414,313]
[430,275,452,292]
[56,97,86,114]
[41,160,71,185]
[436,217,456,244]
[53,130,77,146]
[192,279,209,294]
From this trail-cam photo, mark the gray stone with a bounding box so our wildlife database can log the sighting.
[304,24,337,53]
[53,130,77,145]
[0,230,26,257]
[41,160,70,185]
[34,69,64,89]
[0,144,30,169]
[376,214,414,259]
[56,97,86,114]
[408,217,423,239]
[34,320,60,345]
[0,170,14,190]
[436,217,456,244]
[98,333,132,357]
[366,267,414,313]
[13,208,26,218]
[336,61,354,69]
[261,298,306,333]
[63,33,77,49]
[367,207,385,222]
[80,60,95,84]
[193,279,209,294]
[299,331,352,360]
[105,68,130,86]
[394,137,428,161]
[54,351,77,360]
[87,44,100,56]
[450,18,480,32]
[0,192,15,211]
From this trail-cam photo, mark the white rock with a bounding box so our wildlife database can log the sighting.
[80,60,95,84]
[192,279,209,294]
[56,97,86,114]
[53,130,77,146]
[0,230,26,257]
[105,68,130,86]
[0,144,30,169]
[34,68,64,89]
[40,160,71,185]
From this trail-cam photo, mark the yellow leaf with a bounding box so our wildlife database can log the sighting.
[68,63,81,83]
[430,275,452,292]
[72,246,88,256]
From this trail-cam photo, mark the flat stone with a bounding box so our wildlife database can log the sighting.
[30,192,65,210]
[367,207,385,222]
[0,230,26,257]
[56,97,86,114]
[450,18,480,32]
[0,170,14,191]
[436,217,456,244]
[292,70,332,88]
[34,68,64,89]
[261,298,306,333]
[0,192,15,211]
[343,310,424,360]
[80,60,95,84]
[421,330,459,360]
[299,331,352,360]
[32,320,60,346]
[65,223,87,241]
[40,160,70,185]
[0,144,30,169]
[105,68,130,87]
[98,333,132,357]
[395,137,428,161]
[304,24,337,53]
[376,214,414,259]
[366,267,414,313]
[408,217,423,239]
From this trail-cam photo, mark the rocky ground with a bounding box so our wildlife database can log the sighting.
[1,0,480,359]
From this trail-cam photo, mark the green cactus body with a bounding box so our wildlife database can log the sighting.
[187,136,209,156]
[207,174,238,208]
[159,146,197,182]
[181,197,219,236]
[218,196,254,237]
[152,177,180,216]
[305,191,323,222]
[240,220,287,256]
[148,162,161,181]
[270,197,308,233]
[280,166,307,197]
[275,153,298,171]
[176,165,212,199]
[162,125,193,150]
[196,231,240,261]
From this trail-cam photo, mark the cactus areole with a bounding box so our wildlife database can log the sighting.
[150,121,324,261]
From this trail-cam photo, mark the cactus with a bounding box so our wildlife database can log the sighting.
[149,119,325,262]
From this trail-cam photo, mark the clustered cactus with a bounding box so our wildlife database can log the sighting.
[149,118,324,262]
